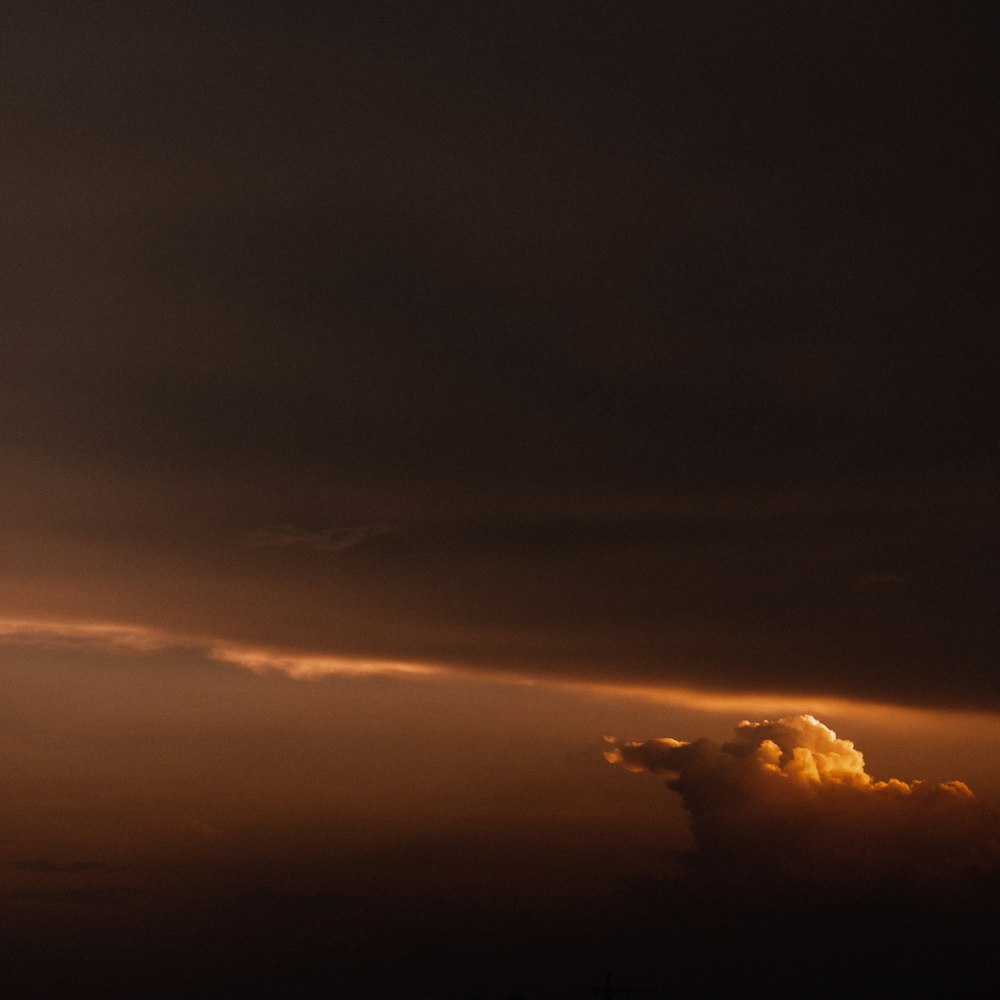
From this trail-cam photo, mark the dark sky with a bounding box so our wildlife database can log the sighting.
[3,2,997,706]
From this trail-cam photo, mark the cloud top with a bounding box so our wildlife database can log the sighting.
[606,715,1000,884]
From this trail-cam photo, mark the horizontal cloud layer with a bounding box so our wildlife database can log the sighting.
[607,715,1000,884]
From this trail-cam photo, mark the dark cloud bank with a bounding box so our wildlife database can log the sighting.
[1,2,997,707]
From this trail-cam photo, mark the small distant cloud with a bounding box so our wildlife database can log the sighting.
[606,714,1000,885]
[240,523,396,553]
[13,859,113,874]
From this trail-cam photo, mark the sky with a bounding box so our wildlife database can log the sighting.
[1,4,998,997]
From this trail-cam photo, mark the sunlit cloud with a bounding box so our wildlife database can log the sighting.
[206,643,441,679]
[0,616,444,680]
[551,677,870,717]
[606,715,1000,884]
[0,618,176,652]
[5,617,1000,731]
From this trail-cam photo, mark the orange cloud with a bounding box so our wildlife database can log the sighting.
[606,715,1000,884]
[0,617,441,680]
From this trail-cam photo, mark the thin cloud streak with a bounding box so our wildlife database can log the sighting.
[0,618,177,652]
[239,523,396,553]
[0,617,442,680]
[4,616,1000,731]
[207,643,441,679]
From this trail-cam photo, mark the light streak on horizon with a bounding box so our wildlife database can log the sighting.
[2,616,999,731]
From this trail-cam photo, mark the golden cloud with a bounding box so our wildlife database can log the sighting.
[606,714,1000,884]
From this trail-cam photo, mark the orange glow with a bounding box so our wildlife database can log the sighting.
[0,616,443,679]
[207,643,443,678]
[0,617,177,651]
[4,616,1000,736]
[545,676,1000,736]
[604,714,1000,884]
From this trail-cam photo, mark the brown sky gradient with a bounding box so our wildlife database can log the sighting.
[2,4,999,996]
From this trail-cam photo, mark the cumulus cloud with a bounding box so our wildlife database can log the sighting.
[240,523,394,552]
[606,715,1000,884]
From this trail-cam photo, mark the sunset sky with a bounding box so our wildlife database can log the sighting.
[2,4,997,997]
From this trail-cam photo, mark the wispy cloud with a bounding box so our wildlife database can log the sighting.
[5,616,1000,732]
[206,643,441,679]
[240,523,395,553]
[0,616,443,681]
[0,618,175,651]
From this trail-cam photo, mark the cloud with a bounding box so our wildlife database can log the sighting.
[0,618,174,652]
[0,616,442,681]
[206,643,443,680]
[240,523,394,553]
[606,715,1000,885]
